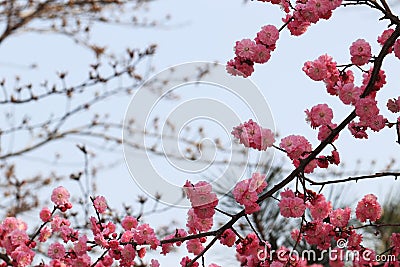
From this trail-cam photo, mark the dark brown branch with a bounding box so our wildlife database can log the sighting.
[354,223,400,230]
[304,172,400,185]
[0,0,53,43]
[0,252,12,266]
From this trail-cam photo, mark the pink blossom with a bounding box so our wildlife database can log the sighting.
[186,208,213,234]
[362,68,386,91]
[284,13,310,36]
[256,25,279,46]
[50,215,70,232]
[253,128,275,151]
[348,121,368,139]
[10,244,34,267]
[348,230,363,248]
[350,39,371,66]
[387,97,400,113]
[150,259,160,267]
[71,255,91,266]
[226,57,254,78]
[248,172,267,193]
[317,156,329,168]
[134,223,160,249]
[293,156,318,173]
[121,215,138,231]
[356,194,382,222]
[355,97,379,121]
[9,229,28,246]
[317,123,338,142]
[278,189,306,218]
[73,235,89,256]
[183,180,218,219]
[251,44,271,63]
[330,150,340,165]
[220,229,236,247]
[309,195,332,221]
[326,0,342,10]
[39,207,52,222]
[38,226,52,242]
[93,196,107,214]
[395,39,400,60]
[291,228,303,242]
[330,207,351,228]
[180,256,199,267]
[186,238,204,255]
[161,229,187,255]
[235,39,257,60]
[305,103,333,128]
[304,220,333,250]
[121,244,136,262]
[232,173,267,214]
[51,186,70,206]
[121,230,134,243]
[94,233,108,248]
[48,242,65,259]
[232,119,275,151]
[236,233,262,258]
[391,233,400,256]
[279,135,312,160]
[297,2,320,24]
[338,83,361,105]
[303,58,328,81]
[366,114,386,132]
[378,29,395,52]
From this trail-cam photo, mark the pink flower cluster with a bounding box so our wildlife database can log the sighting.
[51,186,72,212]
[305,103,333,129]
[0,187,170,266]
[232,173,268,214]
[183,179,218,258]
[236,233,270,266]
[183,180,218,220]
[317,150,340,169]
[279,135,312,160]
[348,69,388,137]
[219,229,236,247]
[93,196,108,214]
[280,191,384,255]
[355,194,382,222]
[231,119,275,151]
[349,39,372,66]
[232,118,340,174]
[0,217,34,267]
[279,134,322,173]
[308,193,332,221]
[304,103,340,147]
[278,189,306,218]
[304,51,388,139]
[227,25,279,77]
[378,28,394,52]
[395,39,400,59]
[282,0,342,36]
[391,233,400,256]
[387,96,400,113]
